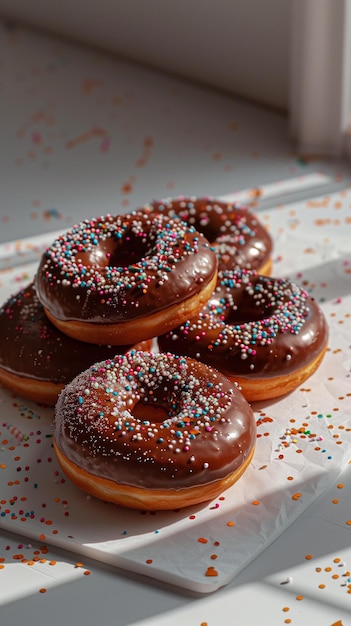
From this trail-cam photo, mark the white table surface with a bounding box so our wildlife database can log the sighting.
[1,19,351,625]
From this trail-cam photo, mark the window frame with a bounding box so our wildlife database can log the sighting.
[290,0,351,158]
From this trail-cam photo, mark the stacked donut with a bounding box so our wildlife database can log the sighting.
[0,198,328,510]
[0,284,152,406]
[146,197,328,402]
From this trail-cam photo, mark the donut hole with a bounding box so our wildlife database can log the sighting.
[179,213,218,244]
[130,380,181,424]
[158,204,217,243]
[215,294,278,325]
[75,229,155,269]
[132,400,171,423]
[192,220,217,244]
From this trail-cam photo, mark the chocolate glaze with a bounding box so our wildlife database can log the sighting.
[144,196,272,273]
[35,212,217,324]
[158,270,329,379]
[54,351,256,490]
[0,283,140,384]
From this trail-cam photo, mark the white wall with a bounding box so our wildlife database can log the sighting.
[0,0,291,111]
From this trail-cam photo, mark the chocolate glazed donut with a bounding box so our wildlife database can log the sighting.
[143,196,273,275]
[0,283,151,405]
[35,212,218,345]
[53,351,256,510]
[158,269,329,402]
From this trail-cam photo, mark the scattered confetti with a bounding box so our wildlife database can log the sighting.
[205,566,218,577]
